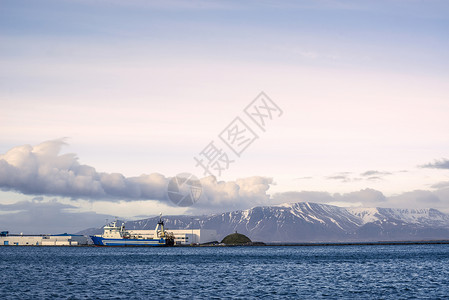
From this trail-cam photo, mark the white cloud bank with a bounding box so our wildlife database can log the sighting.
[0,139,168,200]
[1,139,449,234]
[1,139,448,217]
[421,158,449,169]
[272,187,449,213]
[0,139,273,211]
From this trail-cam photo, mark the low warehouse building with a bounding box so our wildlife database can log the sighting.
[0,231,88,246]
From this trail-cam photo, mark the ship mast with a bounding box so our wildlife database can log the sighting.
[155,213,165,238]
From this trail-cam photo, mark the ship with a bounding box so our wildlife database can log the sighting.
[90,214,174,246]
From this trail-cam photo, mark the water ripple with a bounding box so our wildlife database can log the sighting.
[1,244,449,299]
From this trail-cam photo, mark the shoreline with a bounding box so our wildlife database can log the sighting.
[2,240,449,247]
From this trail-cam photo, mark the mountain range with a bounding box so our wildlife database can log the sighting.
[78,202,449,243]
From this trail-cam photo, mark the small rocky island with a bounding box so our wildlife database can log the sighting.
[221,232,251,245]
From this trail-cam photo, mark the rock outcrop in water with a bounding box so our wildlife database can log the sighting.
[221,233,252,245]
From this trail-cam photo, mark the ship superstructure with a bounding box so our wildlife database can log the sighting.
[90,214,174,246]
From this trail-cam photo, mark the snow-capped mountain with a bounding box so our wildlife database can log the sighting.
[78,202,449,242]
[347,207,449,241]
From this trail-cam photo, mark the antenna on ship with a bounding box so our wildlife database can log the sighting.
[158,212,164,225]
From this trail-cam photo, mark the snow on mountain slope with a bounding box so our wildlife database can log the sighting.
[280,202,363,230]
[347,207,381,224]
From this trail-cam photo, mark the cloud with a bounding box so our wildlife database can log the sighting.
[326,170,394,183]
[272,191,334,204]
[0,139,274,212]
[0,139,168,201]
[274,187,449,212]
[272,188,387,208]
[334,188,387,204]
[0,199,112,234]
[388,190,441,207]
[431,181,449,189]
[326,172,352,182]
[365,176,383,181]
[360,170,392,177]
[326,172,363,183]
[3,139,448,222]
[271,187,449,212]
[327,175,350,181]
[294,177,313,180]
[192,176,273,213]
[434,188,449,204]
[420,158,449,169]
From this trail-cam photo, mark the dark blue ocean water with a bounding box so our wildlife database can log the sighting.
[1,244,449,299]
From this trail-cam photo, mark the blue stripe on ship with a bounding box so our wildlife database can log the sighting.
[90,236,166,246]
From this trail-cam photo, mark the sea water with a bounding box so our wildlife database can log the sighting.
[1,244,449,299]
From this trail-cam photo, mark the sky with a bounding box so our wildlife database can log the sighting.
[1,0,449,233]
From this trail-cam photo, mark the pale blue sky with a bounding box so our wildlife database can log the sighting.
[1,0,448,232]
